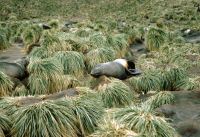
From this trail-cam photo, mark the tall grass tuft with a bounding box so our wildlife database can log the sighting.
[160,67,187,91]
[54,51,85,77]
[40,31,64,55]
[85,47,115,71]
[115,104,177,137]
[13,84,28,96]
[70,97,104,136]
[0,111,11,137]
[22,24,43,52]
[11,101,78,137]
[106,34,128,58]
[0,28,10,50]
[0,72,14,97]
[27,58,64,95]
[0,98,18,116]
[61,75,80,89]
[98,79,133,108]
[48,19,59,29]
[145,27,166,51]
[180,77,200,90]
[144,91,175,110]
[129,71,161,94]
[89,33,107,47]
[90,115,139,137]
[28,46,49,59]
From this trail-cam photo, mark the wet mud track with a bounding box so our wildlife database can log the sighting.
[0,44,26,62]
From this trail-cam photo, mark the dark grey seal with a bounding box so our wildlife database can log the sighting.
[0,57,29,80]
[90,59,141,80]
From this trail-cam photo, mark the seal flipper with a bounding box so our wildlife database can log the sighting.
[126,60,141,76]
[126,68,141,76]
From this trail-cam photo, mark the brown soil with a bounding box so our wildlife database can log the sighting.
[11,88,79,107]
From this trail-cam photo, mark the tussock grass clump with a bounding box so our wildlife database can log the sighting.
[0,28,10,50]
[62,75,80,89]
[106,34,128,58]
[27,57,63,76]
[7,21,23,37]
[54,51,85,77]
[0,98,17,116]
[13,85,28,96]
[64,38,93,53]
[11,101,78,137]
[48,19,59,29]
[74,87,96,97]
[28,74,49,95]
[0,72,14,97]
[52,89,103,136]
[27,58,64,95]
[70,97,104,136]
[0,25,12,42]
[181,77,200,90]
[40,31,64,55]
[89,33,107,47]
[22,24,43,51]
[161,67,187,91]
[115,105,177,137]
[85,47,115,71]
[97,78,133,108]
[75,29,90,37]
[129,71,161,94]
[0,111,11,137]
[90,116,139,137]
[28,46,49,59]
[144,91,175,110]
[145,27,166,51]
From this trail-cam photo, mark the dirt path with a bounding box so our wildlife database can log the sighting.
[0,44,26,62]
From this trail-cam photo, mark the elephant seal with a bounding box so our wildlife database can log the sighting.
[90,59,141,80]
[0,57,29,80]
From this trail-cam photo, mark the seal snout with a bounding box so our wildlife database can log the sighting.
[90,68,101,78]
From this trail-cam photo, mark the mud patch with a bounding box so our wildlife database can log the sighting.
[0,44,26,62]
[158,91,200,137]
[130,41,147,55]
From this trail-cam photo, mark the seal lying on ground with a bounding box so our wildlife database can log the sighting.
[90,59,141,80]
[0,57,29,80]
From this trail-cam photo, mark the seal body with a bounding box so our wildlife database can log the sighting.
[91,62,128,80]
[91,59,141,80]
[0,58,29,80]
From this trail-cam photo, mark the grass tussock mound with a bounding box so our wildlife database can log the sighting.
[0,72,14,97]
[11,101,78,137]
[27,57,64,95]
[54,51,85,77]
[115,104,177,137]
[97,78,133,108]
